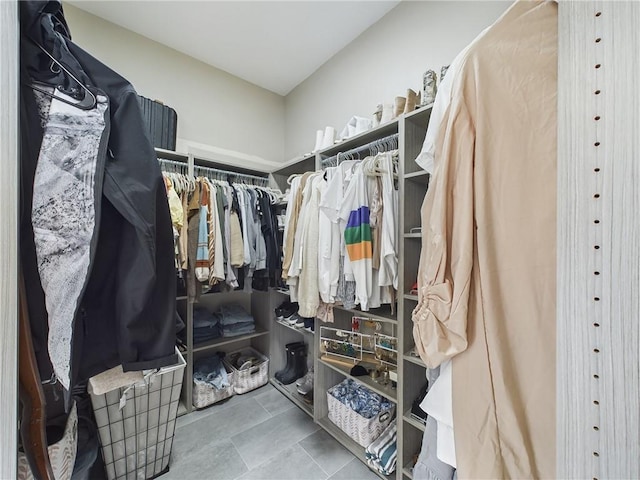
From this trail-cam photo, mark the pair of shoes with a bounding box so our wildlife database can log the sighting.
[275,342,308,385]
[303,317,314,332]
[393,89,422,118]
[410,381,429,424]
[313,126,336,152]
[286,313,303,327]
[275,301,298,321]
[296,368,314,395]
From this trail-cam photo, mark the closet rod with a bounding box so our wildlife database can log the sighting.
[193,164,269,186]
[321,133,399,167]
[158,158,188,173]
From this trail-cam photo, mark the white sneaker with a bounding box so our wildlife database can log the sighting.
[312,129,324,152]
[320,126,336,149]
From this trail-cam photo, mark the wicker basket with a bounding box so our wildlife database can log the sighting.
[327,381,395,447]
[193,363,235,409]
[224,347,269,394]
[18,404,78,480]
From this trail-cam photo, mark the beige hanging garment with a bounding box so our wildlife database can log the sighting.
[412,1,557,478]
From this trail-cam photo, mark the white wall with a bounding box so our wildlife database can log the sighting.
[284,1,509,160]
[64,4,286,169]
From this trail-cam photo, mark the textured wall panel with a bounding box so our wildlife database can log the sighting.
[558,1,640,478]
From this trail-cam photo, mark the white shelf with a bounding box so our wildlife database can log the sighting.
[403,410,426,433]
[403,353,426,369]
[270,378,313,418]
[332,304,397,324]
[402,465,414,479]
[319,357,397,402]
[317,417,391,480]
[403,294,419,302]
[192,329,269,353]
[274,318,314,337]
[403,232,422,238]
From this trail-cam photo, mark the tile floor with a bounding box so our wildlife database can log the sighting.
[163,383,380,480]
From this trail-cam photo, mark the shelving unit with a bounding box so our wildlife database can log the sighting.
[317,417,391,480]
[157,148,275,415]
[270,378,314,418]
[162,104,434,474]
[398,105,432,480]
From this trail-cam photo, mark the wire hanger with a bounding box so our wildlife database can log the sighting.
[28,40,97,111]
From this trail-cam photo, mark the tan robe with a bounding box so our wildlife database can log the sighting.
[412,1,557,478]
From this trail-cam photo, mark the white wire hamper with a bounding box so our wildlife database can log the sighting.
[89,351,186,480]
[327,380,395,448]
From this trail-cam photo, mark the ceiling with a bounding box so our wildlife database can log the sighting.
[68,1,400,96]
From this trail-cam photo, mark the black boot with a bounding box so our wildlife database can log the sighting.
[280,344,308,385]
[275,342,305,382]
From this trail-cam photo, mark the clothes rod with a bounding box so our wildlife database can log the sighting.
[321,133,399,166]
[158,158,188,171]
[193,164,269,185]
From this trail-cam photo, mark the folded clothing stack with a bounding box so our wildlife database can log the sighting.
[218,304,255,338]
[366,422,397,475]
[193,353,229,390]
[328,379,393,419]
[193,306,222,344]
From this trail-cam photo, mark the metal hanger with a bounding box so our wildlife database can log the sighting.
[29,40,97,111]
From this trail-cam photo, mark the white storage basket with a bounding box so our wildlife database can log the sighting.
[89,350,186,480]
[327,380,395,447]
[192,363,235,409]
[224,347,269,394]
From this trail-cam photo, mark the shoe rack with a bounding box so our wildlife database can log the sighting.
[263,105,432,479]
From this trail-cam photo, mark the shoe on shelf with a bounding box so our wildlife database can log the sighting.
[410,381,429,424]
[296,367,314,387]
[404,89,419,114]
[393,96,406,118]
[312,129,324,152]
[303,317,314,332]
[286,312,301,326]
[279,343,307,385]
[275,301,298,321]
[274,342,305,383]
[294,316,306,328]
[282,302,299,321]
[297,372,314,395]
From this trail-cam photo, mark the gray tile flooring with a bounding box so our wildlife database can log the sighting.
[164,383,379,480]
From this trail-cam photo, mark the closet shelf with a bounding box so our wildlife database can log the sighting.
[403,232,422,238]
[332,304,397,324]
[176,295,188,301]
[403,294,419,302]
[269,378,313,418]
[403,170,430,183]
[402,465,415,479]
[318,121,399,158]
[192,329,269,353]
[403,410,426,433]
[317,416,392,480]
[319,356,397,402]
[274,318,314,337]
[403,353,427,369]
[404,103,434,121]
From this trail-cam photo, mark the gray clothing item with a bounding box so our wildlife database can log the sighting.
[413,416,456,480]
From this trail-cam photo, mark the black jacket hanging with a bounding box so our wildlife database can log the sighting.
[20,0,178,394]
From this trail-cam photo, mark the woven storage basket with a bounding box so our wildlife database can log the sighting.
[192,363,235,409]
[327,381,395,447]
[224,347,269,394]
[18,403,78,480]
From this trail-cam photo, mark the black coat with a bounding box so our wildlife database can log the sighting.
[20,1,177,392]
